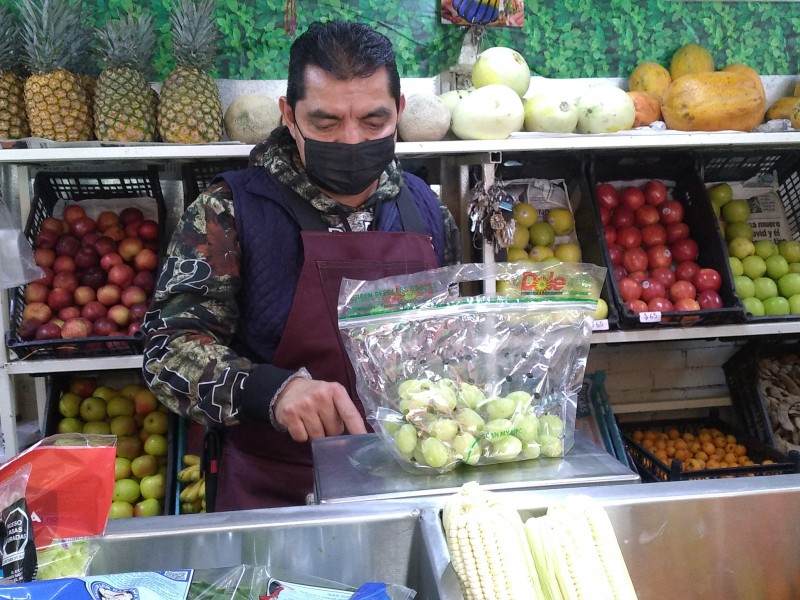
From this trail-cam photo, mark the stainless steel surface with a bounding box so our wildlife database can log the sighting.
[311,432,640,504]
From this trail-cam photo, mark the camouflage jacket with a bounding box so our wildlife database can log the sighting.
[142,127,460,427]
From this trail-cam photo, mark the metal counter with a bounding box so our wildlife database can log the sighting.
[311,431,640,503]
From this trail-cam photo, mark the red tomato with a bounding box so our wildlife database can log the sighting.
[599,205,611,226]
[670,237,699,263]
[620,186,646,211]
[611,206,636,229]
[628,270,648,283]
[650,266,676,289]
[669,280,697,303]
[641,223,667,248]
[626,299,649,314]
[612,264,628,281]
[618,277,642,302]
[644,180,668,207]
[665,222,690,244]
[622,247,649,273]
[697,289,724,310]
[635,205,660,227]
[674,297,702,312]
[674,260,700,282]
[647,296,674,313]
[692,268,722,292]
[604,225,617,245]
[659,200,685,225]
[607,243,624,266]
[647,244,673,270]
[640,278,666,303]
[596,183,619,211]
[617,226,643,249]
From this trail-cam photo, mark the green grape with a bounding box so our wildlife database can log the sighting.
[539,413,565,437]
[505,390,532,410]
[420,436,451,468]
[485,396,516,420]
[397,378,433,400]
[521,441,541,459]
[393,424,419,456]
[452,432,481,465]
[398,395,431,415]
[454,407,485,434]
[490,435,523,461]
[515,414,540,443]
[383,420,401,436]
[483,418,514,441]
[430,418,459,442]
[430,382,458,413]
[538,434,563,457]
[457,382,486,409]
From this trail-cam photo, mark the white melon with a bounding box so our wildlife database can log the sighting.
[451,84,525,140]
[575,87,636,134]
[398,93,451,142]
[471,47,532,97]
[224,94,282,144]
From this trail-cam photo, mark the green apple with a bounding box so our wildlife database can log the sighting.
[765,254,790,280]
[754,239,779,259]
[116,435,144,460]
[131,454,159,479]
[790,262,800,274]
[114,457,132,480]
[721,199,751,223]
[509,226,530,250]
[92,385,118,401]
[789,294,800,315]
[139,473,167,500]
[741,255,766,280]
[528,245,554,261]
[512,202,537,227]
[58,392,82,418]
[728,256,744,277]
[725,221,753,242]
[113,478,140,504]
[506,247,530,262]
[733,275,756,299]
[753,277,778,300]
[594,298,609,320]
[79,396,107,422]
[708,183,733,207]
[779,240,800,263]
[554,242,581,262]
[110,415,138,437]
[742,296,765,316]
[133,498,161,518]
[143,410,169,435]
[547,208,575,236]
[143,433,169,457]
[728,237,755,260]
[83,421,111,435]
[106,395,135,418]
[778,272,800,298]
[108,501,134,519]
[763,296,790,315]
[529,222,556,247]
[57,417,83,434]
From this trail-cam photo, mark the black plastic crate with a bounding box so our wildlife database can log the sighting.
[723,338,800,452]
[4,168,165,361]
[181,159,248,208]
[583,152,743,328]
[699,150,800,322]
[44,371,178,516]
[621,416,800,482]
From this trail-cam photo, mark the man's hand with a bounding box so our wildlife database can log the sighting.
[273,378,367,442]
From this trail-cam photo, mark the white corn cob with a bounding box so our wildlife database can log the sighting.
[443,481,539,600]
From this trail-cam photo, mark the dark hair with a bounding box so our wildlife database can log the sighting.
[286,20,401,110]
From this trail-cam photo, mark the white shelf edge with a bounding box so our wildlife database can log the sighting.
[592,319,800,344]
[1,131,799,164]
[4,355,144,375]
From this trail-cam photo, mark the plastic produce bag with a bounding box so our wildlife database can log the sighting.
[0,199,42,289]
[0,464,35,583]
[338,261,605,473]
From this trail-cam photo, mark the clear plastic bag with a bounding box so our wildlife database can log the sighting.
[0,199,43,289]
[338,261,606,474]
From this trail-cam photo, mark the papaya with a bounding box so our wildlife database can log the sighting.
[794,81,800,97]
[722,64,766,106]
[626,91,661,127]
[669,43,715,80]
[661,71,766,132]
[628,62,672,105]
[766,96,800,121]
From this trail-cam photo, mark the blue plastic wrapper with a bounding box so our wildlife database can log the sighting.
[350,582,416,600]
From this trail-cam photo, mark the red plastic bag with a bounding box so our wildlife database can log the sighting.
[0,434,116,547]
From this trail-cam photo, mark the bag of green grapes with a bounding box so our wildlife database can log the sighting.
[338,261,606,474]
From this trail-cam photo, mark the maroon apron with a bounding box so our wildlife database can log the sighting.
[215,225,438,510]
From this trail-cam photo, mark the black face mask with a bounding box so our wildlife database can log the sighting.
[295,124,396,196]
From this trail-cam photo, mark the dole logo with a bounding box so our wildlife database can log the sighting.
[520,270,567,294]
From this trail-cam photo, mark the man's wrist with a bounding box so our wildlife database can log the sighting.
[269,367,312,432]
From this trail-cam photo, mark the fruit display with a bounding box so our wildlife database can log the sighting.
[53,375,171,519]
[177,453,207,514]
[18,204,159,343]
[710,181,800,317]
[0,5,30,140]
[594,173,735,324]
[442,482,637,600]
[384,377,566,472]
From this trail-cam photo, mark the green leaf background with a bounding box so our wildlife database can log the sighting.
[4,0,799,79]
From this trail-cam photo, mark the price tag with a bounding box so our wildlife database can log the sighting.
[591,319,609,331]
[638,311,661,323]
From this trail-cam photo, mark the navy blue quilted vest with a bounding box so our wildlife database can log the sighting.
[219,167,446,363]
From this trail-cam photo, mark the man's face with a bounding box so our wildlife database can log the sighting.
[280,65,405,164]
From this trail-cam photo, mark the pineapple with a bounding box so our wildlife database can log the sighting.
[94,14,158,142]
[0,5,29,139]
[18,0,93,142]
[157,0,222,144]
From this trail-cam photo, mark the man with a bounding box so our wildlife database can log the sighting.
[142,20,460,510]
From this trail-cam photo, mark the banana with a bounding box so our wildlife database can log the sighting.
[177,464,200,483]
[198,478,206,500]
[180,479,203,503]
[182,453,201,467]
